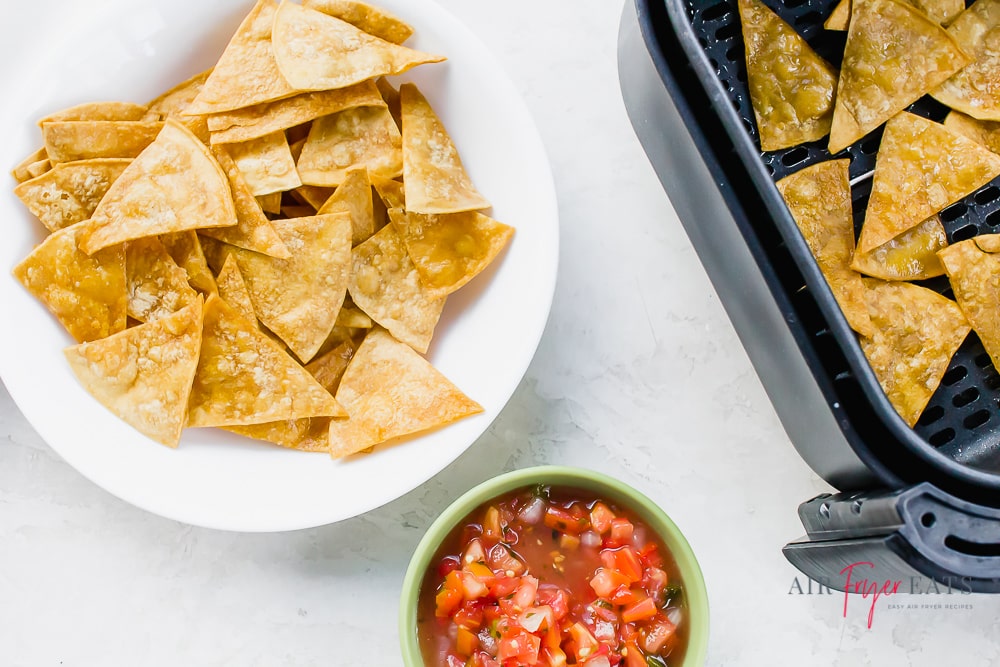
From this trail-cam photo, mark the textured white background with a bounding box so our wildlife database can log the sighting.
[3,1,1000,665]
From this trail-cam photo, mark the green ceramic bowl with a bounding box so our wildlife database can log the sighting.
[399,465,709,665]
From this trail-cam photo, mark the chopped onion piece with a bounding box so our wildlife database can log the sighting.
[519,497,546,525]
[580,530,602,548]
[583,656,611,667]
[667,607,683,627]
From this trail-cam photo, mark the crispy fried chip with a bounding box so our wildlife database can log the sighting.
[292,185,335,210]
[850,216,948,280]
[933,0,1000,121]
[39,102,148,124]
[14,158,131,232]
[145,68,213,144]
[25,159,51,180]
[160,231,218,296]
[401,84,490,214]
[125,236,200,323]
[12,221,126,343]
[78,119,237,254]
[328,328,482,457]
[348,224,445,352]
[944,110,1000,153]
[336,297,373,328]
[64,300,202,447]
[829,0,969,153]
[775,160,875,337]
[376,77,402,129]
[939,236,1000,369]
[738,0,838,151]
[187,295,345,427]
[42,120,164,163]
[975,234,1000,252]
[389,208,514,298]
[256,192,283,214]
[826,0,852,30]
[861,279,970,426]
[826,0,964,30]
[271,1,443,91]
[858,112,1000,252]
[372,176,405,210]
[297,105,402,187]
[11,147,49,183]
[215,254,256,322]
[207,81,382,144]
[281,205,315,218]
[302,0,414,43]
[224,130,302,195]
[317,168,374,245]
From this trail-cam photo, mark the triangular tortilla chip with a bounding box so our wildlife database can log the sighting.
[215,254,256,322]
[861,279,970,426]
[271,1,443,91]
[78,119,237,254]
[160,231,218,296]
[145,68,213,144]
[336,297,372,328]
[826,0,852,30]
[281,205,315,218]
[12,221,126,343]
[348,224,446,353]
[401,84,489,214]
[186,0,297,115]
[14,158,131,232]
[317,168,374,245]
[125,236,200,323]
[207,81,382,144]
[256,192,283,214]
[12,147,49,183]
[829,0,970,154]
[389,208,514,298]
[857,112,1000,252]
[932,0,1000,121]
[375,77,402,129]
[328,328,482,457]
[201,145,290,257]
[302,0,414,44]
[297,105,402,186]
[826,0,964,30]
[372,176,405,209]
[944,110,1000,153]
[738,0,838,151]
[224,130,301,195]
[187,295,345,427]
[292,185,335,210]
[850,216,948,280]
[39,102,148,125]
[775,160,875,337]
[64,300,203,447]
[939,236,1000,370]
[42,120,163,163]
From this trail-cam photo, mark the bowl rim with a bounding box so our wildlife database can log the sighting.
[398,464,710,665]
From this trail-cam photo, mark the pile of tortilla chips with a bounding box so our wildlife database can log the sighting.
[11,0,515,457]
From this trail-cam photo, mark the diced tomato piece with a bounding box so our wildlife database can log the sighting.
[568,622,600,661]
[542,646,568,667]
[437,570,465,617]
[487,543,527,576]
[457,626,479,657]
[642,567,668,603]
[454,599,486,630]
[637,542,663,568]
[544,505,589,535]
[513,575,539,610]
[462,571,490,600]
[609,585,643,607]
[536,587,570,620]
[464,538,487,566]
[489,575,520,599]
[590,502,616,535]
[623,643,646,667]
[606,518,634,548]
[641,614,677,655]
[445,654,466,667]
[589,599,617,623]
[498,630,541,664]
[438,555,462,578]
[612,547,644,583]
[622,597,657,623]
[589,568,631,598]
[483,506,503,540]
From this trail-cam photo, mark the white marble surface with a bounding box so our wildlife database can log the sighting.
[3,1,1000,665]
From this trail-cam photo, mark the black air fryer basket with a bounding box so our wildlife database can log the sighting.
[619,0,1000,591]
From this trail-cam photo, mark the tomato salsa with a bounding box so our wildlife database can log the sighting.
[417,485,688,666]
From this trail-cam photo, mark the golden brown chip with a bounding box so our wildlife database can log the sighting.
[775,160,875,337]
[829,0,970,154]
[826,0,852,30]
[281,205,316,218]
[328,328,482,457]
[145,68,213,144]
[12,221,126,343]
[317,168,374,245]
[302,0,414,43]
[39,102,148,124]
[11,147,49,183]
[224,130,302,195]
[372,176,405,209]
[826,0,964,29]
[944,110,1000,153]
[861,279,970,426]
[932,0,1000,121]
[401,84,490,214]
[257,192,283,214]
[159,231,218,296]
[42,120,164,163]
[215,254,256,322]
[25,159,52,180]
[207,81,382,144]
[297,105,402,187]
[939,237,1000,370]
[348,224,446,353]
[857,112,1000,253]
[64,300,203,448]
[125,236,200,323]
[738,0,838,151]
[271,1,443,91]
[187,295,345,427]
[78,119,237,254]
[375,77,402,129]
[292,185,335,210]
[389,208,514,298]
[850,216,948,280]
[14,158,131,232]
[975,234,1000,252]
[336,297,373,328]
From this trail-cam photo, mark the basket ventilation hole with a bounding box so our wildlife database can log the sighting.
[952,224,978,242]
[941,366,968,386]
[781,147,809,167]
[929,428,956,446]
[953,387,980,408]
[701,2,730,21]
[975,186,1000,205]
[942,202,969,223]
[964,410,990,430]
[921,513,936,528]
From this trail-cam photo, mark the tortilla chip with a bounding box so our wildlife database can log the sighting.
[159,231,218,296]
[376,77,402,129]
[12,147,49,183]
[64,300,203,447]
[316,168,374,245]
[281,205,316,218]
[738,0,838,151]
[26,159,52,180]
[39,102,148,125]
[292,185,335,210]
[775,160,875,337]
[328,328,482,457]
[125,236,200,323]
[857,112,1000,253]
[14,158,131,232]
[389,208,514,298]
[826,0,852,30]
[78,119,237,254]
[336,297,373,328]
[145,69,213,144]
[348,224,446,353]
[829,0,970,154]
[297,105,402,187]
[850,216,948,280]
[215,254,256,322]
[257,192,283,214]
[932,0,1000,121]
[224,130,302,195]
[42,120,164,163]
[372,176,405,209]
[826,0,963,29]
[12,221,126,343]
[186,0,297,115]
[944,110,1000,153]
[940,237,1000,370]
[302,0,414,43]
[862,279,970,426]
[271,1,443,91]
[207,81,382,144]
[187,295,345,427]
[401,84,490,214]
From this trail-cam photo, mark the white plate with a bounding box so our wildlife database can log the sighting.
[0,0,558,531]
